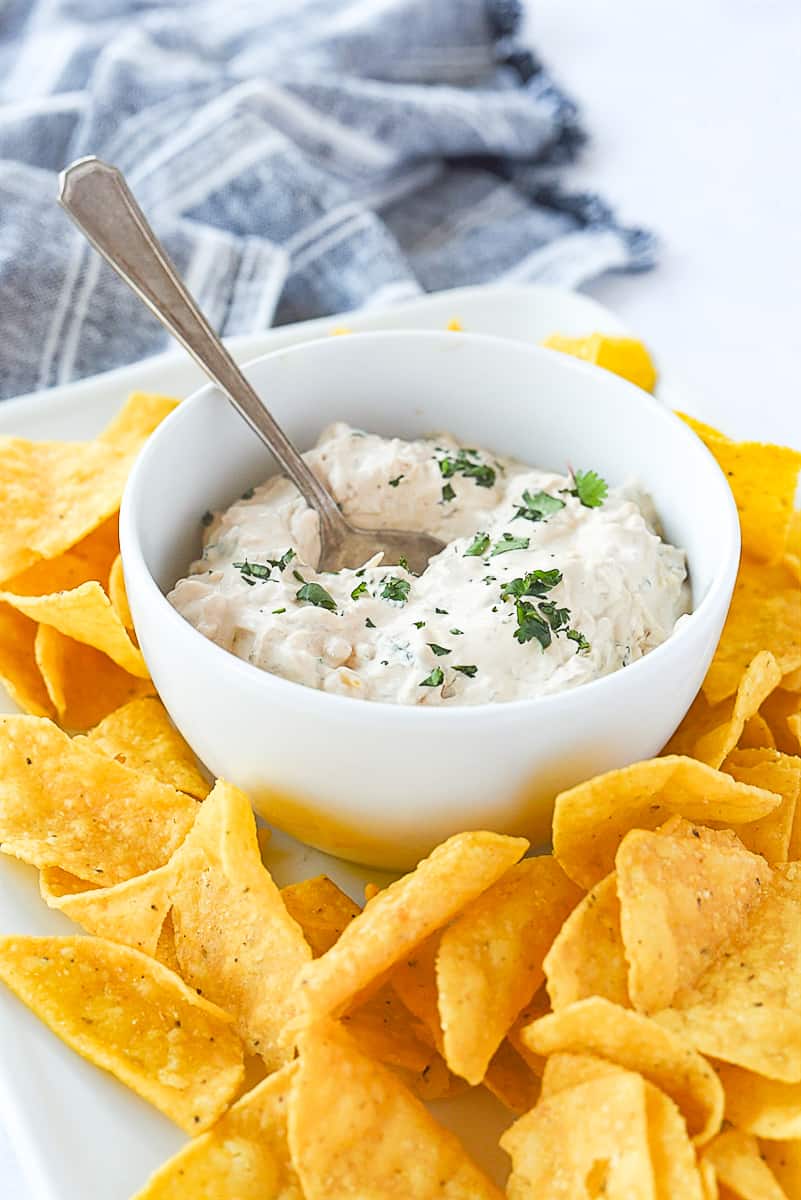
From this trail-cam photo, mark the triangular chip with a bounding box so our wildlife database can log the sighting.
[762,688,801,755]
[98,392,179,453]
[280,875,360,957]
[133,1062,303,1199]
[739,713,776,750]
[40,860,176,956]
[482,1039,541,1114]
[702,1130,789,1200]
[76,696,210,799]
[717,1063,801,1141]
[294,832,527,1025]
[724,749,801,863]
[552,756,779,889]
[108,553,134,629]
[436,855,582,1083]
[170,780,311,1066]
[390,932,443,1051]
[288,1020,503,1199]
[544,872,630,1010]
[34,624,153,731]
[5,515,120,597]
[0,715,197,884]
[0,602,53,716]
[616,823,771,1013]
[760,1140,801,1200]
[0,935,243,1133]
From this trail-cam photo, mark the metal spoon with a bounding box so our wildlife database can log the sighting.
[58,157,445,575]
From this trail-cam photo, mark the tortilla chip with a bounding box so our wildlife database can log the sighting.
[702,560,801,706]
[521,996,724,1143]
[552,755,780,889]
[40,860,175,956]
[294,831,528,1025]
[1,581,148,677]
[616,823,771,1014]
[760,1140,801,1200]
[762,689,801,755]
[288,1020,503,1199]
[702,1130,789,1200]
[482,1038,541,1114]
[39,866,97,900]
[0,715,197,884]
[501,1068,656,1199]
[680,415,801,566]
[507,989,551,1077]
[0,603,53,716]
[717,1063,801,1140]
[666,652,782,768]
[646,1081,708,1200]
[155,912,181,976]
[724,750,801,863]
[342,983,443,1077]
[739,714,776,750]
[0,935,243,1133]
[99,392,179,453]
[655,863,801,1082]
[5,515,120,597]
[390,932,443,1051]
[108,553,134,629]
[539,1051,624,1097]
[280,875,360,958]
[544,872,629,1010]
[35,624,153,730]
[170,780,311,1066]
[76,696,210,799]
[436,855,582,1084]
[133,1062,302,1199]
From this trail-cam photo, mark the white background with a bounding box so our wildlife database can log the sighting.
[2,0,800,1191]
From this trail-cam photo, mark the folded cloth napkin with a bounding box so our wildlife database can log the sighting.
[0,0,655,401]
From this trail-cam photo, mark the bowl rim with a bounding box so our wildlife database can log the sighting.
[120,329,741,725]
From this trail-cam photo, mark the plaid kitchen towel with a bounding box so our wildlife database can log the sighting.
[0,0,655,400]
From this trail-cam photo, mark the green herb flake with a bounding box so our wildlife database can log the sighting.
[453,664,477,678]
[435,607,448,615]
[464,531,490,557]
[201,510,214,527]
[413,620,426,629]
[240,486,255,500]
[569,469,608,508]
[501,569,563,601]
[450,628,464,636]
[427,643,451,657]
[398,556,409,571]
[233,560,273,585]
[272,607,286,615]
[388,474,405,488]
[441,482,456,503]
[355,568,366,578]
[419,667,444,688]
[292,570,306,584]
[436,448,496,491]
[514,489,566,522]
[490,533,530,557]
[272,548,295,572]
[381,577,411,604]
[350,580,368,600]
[365,617,376,628]
[514,603,552,649]
[296,582,337,612]
[567,629,591,653]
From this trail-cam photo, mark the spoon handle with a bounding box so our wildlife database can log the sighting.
[58,156,348,544]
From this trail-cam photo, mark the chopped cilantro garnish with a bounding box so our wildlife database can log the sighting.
[464,531,490,557]
[233,560,273,585]
[569,469,608,508]
[453,664,477,678]
[413,620,426,629]
[365,617,376,628]
[450,628,464,636]
[296,582,337,612]
[490,533,530,556]
[482,574,497,585]
[355,568,366,577]
[419,667,444,687]
[538,599,571,632]
[501,569,562,600]
[428,643,451,656]
[201,510,214,527]
[381,577,410,604]
[292,570,305,584]
[514,603,552,648]
[398,556,409,571]
[350,580,368,600]
[437,449,496,489]
[272,607,286,614]
[567,628,591,653]
[441,482,456,503]
[435,607,448,614]
[272,548,295,572]
[514,489,565,522]
[240,486,255,500]
[388,474,404,488]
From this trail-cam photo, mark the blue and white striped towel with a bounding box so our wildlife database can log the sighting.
[0,0,655,401]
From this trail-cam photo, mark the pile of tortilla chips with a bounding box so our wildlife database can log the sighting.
[0,394,799,1198]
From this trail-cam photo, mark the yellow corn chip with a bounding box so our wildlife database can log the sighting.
[539,1051,624,1097]
[436,855,582,1084]
[544,872,630,1009]
[0,715,197,884]
[702,1130,789,1200]
[544,333,658,392]
[342,983,440,1075]
[507,989,551,1077]
[553,755,780,889]
[762,689,801,755]
[680,415,801,566]
[35,624,153,730]
[0,935,243,1133]
[739,714,776,750]
[294,831,528,1025]
[521,996,724,1144]
[108,553,134,629]
[40,860,175,956]
[1,580,148,677]
[702,561,801,706]
[717,1063,801,1140]
[280,875,360,957]
[0,602,53,716]
[666,651,782,767]
[482,1038,541,1114]
[288,1019,503,1199]
[76,696,210,799]
[616,824,771,1014]
[39,866,97,900]
[170,780,311,1066]
[502,1068,656,1199]
[724,750,801,863]
[655,863,801,1082]
[784,664,801,693]
[98,391,180,453]
[155,912,181,975]
[5,515,120,597]
[133,1062,302,1200]
[390,932,443,1051]
[760,1141,801,1200]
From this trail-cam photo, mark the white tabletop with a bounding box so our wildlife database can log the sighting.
[2,0,799,1192]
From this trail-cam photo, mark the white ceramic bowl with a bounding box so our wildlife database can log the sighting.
[120,331,739,869]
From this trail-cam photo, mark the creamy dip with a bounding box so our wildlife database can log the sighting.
[169,424,690,706]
